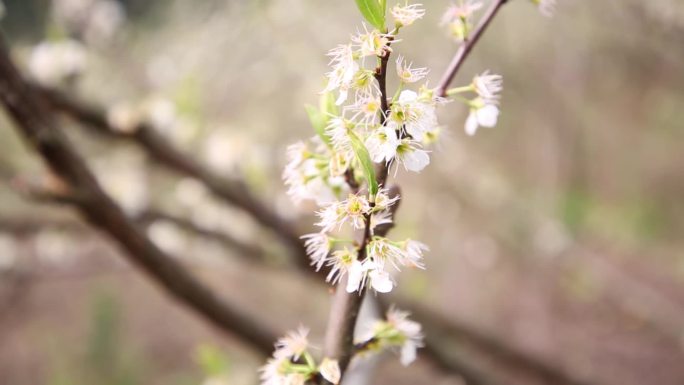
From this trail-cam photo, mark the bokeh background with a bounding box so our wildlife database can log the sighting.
[1,0,683,384]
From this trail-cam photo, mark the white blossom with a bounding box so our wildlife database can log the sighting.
[346,90,382,128]
[324,247,357,285]
[472,70,503,100]
[324,44,359,105]
[325,117,353,154]
[107,102,140,133]
[319,358,341,384]
[370,210,393,233]
[441,1,483,41]
[373,187,400,212]
[391,3,426,27]
[347,260,394,293]
[368,123,430,172]
[402,239,428,269]
[274,326,310,360]
[395,56,429,84]
[386,307,424,366]
[367,237,409,270]
[390,90,439,138]
[28,40,88,86]
[282,141,344,204]
[366,124,401,164]
[316,193,371,232]
[259,356,290,385]
[302,233,332,271]
[352,27,391,58]
[395,137,430,172]
[465,99,500,136]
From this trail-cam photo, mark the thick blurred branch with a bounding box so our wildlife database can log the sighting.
[10,177,269,264]
[437,0,509,97]
[35,85,308,267]
[0,38,277,356]
[391,299,595,385]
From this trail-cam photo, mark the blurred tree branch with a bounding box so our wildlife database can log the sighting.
[0,37,278,356]
[34,84,308,267]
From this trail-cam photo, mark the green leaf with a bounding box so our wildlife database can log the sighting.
[319,91,338,117]
[305,104,332,147]
[348,130,378,196]
[354,0,385,30]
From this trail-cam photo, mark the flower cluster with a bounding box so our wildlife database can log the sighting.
[283,3,437,295]
[302,187,428,294]
[275,0,552,379]
[260,327,341,385]
[356,307,424,366]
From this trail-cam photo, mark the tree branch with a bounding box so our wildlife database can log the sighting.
[320,40,397,383]
[34,84,308,267]
[436,0,509,97]
[0,37,277,356]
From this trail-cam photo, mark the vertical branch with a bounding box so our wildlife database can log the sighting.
[323,0,511,379]
[321,37,395,382]
[436,0,509,97]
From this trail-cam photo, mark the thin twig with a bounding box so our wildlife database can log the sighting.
[436,0,509,97]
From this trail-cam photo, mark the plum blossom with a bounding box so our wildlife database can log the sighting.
[347,259,394,293]
[324,44,359,105]
[274,326,310,360]
[441,0,484,41]
[352,27,391,58]
[472,70,503,100]
[465,98,500,136]
[386,307,424,365]
[301,232,332,271]
[395,56,429,84]
[316,193,372,232]
[390,90,439,138]
[355,307,424,366]
[391,3,426,27]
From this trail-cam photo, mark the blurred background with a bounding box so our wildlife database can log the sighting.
[1,0,683,384]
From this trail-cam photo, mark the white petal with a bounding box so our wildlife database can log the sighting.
[369,269,393,293]
[465,111,479,136]
[476,104,499,127]
[400,342,417,366]
[346,260,364,293]
[403,149,430,172]
[398,90,418,104]
[319,358,341,384]
[335,89,348,105]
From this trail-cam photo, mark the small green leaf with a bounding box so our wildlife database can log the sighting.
[354,0,385,30]
[319,91,338,117]
[348,130,378,196]
[305,104,332,147]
